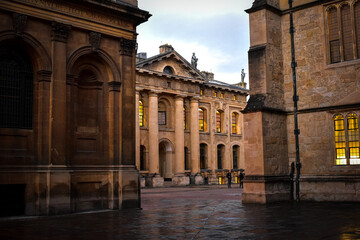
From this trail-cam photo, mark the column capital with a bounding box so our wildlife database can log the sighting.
[190,96,201,103]
[149,90,161,97]
[175,94,187,101]
[119,37,136,56]
[51,22,71,42]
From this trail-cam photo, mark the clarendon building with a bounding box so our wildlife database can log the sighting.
[0,0,150,216]
[135,44,249,187]
[243,0,360,203]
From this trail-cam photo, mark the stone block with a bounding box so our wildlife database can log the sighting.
[172,175,190,186]
[195,175,204,185]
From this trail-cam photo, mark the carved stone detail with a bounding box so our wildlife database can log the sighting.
[89,32,101,52]
[108,81,121,92]
[12,13,27,35]
[51,22,70,42]
[119,38,136,56]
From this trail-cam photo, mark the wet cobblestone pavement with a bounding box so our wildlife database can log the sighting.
[1,186,360,239]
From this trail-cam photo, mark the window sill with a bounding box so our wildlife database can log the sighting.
[214,132,228,136]
[200,131,210,135]
[326,58,360,69]
[231,133,242,137]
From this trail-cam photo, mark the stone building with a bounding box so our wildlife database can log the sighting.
[244,0,360,203]
[0,0,150,216]
[135,44,248,187]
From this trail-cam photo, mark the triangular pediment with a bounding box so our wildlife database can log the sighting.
[136,50,205,81]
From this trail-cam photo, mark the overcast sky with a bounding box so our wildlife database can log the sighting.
[137,0,253,86]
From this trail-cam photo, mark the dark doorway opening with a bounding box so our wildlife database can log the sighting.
[0,184,26,217]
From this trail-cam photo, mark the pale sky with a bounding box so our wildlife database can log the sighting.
[137,0,253,86]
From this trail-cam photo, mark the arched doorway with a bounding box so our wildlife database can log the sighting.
[159,140,173,180]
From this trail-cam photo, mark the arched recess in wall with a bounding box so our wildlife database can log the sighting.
[200,143,208,170]
[0,32,51,163]
[67,47,120,165]
[217,144,225,169]
[158,97,172,129]
[232,145,240,169]
[140,145,147,171]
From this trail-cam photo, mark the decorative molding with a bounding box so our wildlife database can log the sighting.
[108,81,121,92]
[37,70,52,82]
[12,13,27,35]
[119,37,136,56]
[51,22,70,42]
[89,32,101,52]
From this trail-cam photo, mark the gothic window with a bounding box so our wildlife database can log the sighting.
[139,100,144,127]
[334,113,360,165]
[327,2,360,63]
[163,66,173,74]
[199,108,207,131]
[0,47,33,129]
[232,112,240,134]
[216,110,223,133]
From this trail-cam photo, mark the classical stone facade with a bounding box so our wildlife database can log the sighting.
[0,0,150,216]
[244,0,360,203]
[135,45,248,187]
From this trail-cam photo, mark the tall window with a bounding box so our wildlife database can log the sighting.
[140,145,146,171]
[184,107,187,130]
[348,114,360,164]
[216,110,223,133]
[233,145,239,169]
[217,145,224,169]
[139,100,144,127]
[232,112,240,134]
[0,46,33,129]
[334,113,360,165]
[158,102,166,125]
[184,147,189,170]
[327,2,360,63]
[199,108,207,131]
[200,143,207,169]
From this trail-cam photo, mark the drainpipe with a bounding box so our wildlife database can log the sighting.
[289,0,302,202]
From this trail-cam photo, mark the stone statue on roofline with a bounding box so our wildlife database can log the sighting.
[191,52,198,69]
[241,68,246,83]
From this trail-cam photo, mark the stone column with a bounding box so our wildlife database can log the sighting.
[190,97,200,174]
[148,91,159,174]
[174,95,185,174]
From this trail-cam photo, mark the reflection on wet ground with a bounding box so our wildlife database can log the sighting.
[1,186,360,240]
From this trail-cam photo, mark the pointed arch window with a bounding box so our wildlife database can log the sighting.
[139,100,144,127]
[334,113,360,165]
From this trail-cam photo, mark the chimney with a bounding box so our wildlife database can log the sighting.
[201,71,214,81]
[159,44,174,54]
[136,52,147,63]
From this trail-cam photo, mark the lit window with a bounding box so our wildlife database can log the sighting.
[220,93,224,98]
[214,91,217,97]
[233,95,236,100]
[232,112,239,134]
[216,110,222,133]
[139,100,144,127]
[199,108,207,131]
[334,113,360,165]
[200,89,203,95]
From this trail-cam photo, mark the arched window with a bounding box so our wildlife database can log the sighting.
[348,113,359,165]
[184,147,189,170]
[200,143,207,170]
[0,46,33,129]
[139,100,144,127]
[163,66,173,74]
[216,110,223,133]
[199,108,207,131]
[158,102,167,125]
[217,144,224,169]
[140,145,146,171]
[328,7,340,63]
[232,145,240,169]
[232,112,240,134]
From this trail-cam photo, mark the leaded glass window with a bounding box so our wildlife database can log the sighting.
[348,113,360,165]
[216,110,222,133]
[139,100,144,127]
[335,114,346,165]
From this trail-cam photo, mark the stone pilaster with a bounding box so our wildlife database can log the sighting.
[50,22,70,165]
[190,97,200,174]
[174,95,185,174]
[148,91,159,174]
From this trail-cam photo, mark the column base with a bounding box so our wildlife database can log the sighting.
[146,174,164,187]
[172,174,190,186]
[242,175,291,203]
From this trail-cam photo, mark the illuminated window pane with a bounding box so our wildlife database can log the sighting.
[216,111,221,133]
[233,95,236,100]
[199,108,204,131]
[214,92,217,97]
[139,100,144,127]
[334,114,346,165]
[232,113,237,134]
[348,114,359,163]
[220,93,224,98]
[200,89,203,95]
